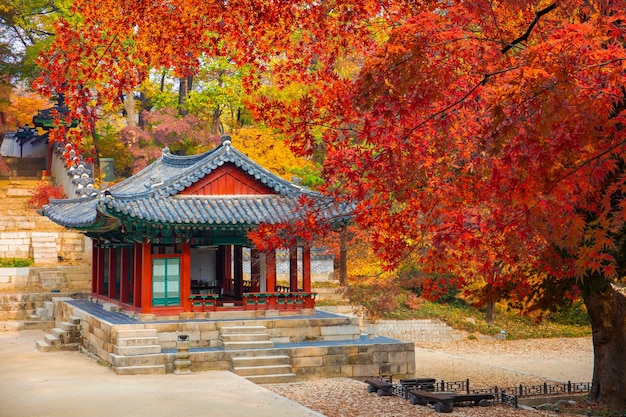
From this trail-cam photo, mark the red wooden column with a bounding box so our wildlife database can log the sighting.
[181,240,191,311]
[250,248,261,291]
[265,249,276,292]
[140,238,152,314]
[234,245,243,298]
[302,245,311,292]
[96,244,105,295]
[91,240,98,294]
[133,242,142,308]
[289,245,298,291]
[108,248,117,299]
[119,247,130,303]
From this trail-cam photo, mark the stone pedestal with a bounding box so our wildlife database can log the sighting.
[174,335,191,374]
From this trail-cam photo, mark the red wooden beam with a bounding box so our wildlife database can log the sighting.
[133,242,142,308]
[91,240,98,294]
[181,240,191,311]
[266,249,276,292]
[141,239,152,314]
[108,248,117,299]
[96,244,105,295]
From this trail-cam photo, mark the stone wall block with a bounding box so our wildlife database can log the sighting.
[292,356,323,368]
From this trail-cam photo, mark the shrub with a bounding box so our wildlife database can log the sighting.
[28,181,66,209]
[0,257,34,267]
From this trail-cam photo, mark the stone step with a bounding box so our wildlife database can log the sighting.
[116,336,160,347]
[233,364,293,377]
[244,373,297,384]
[36,340,80,352]
[113,344,162,356]
[4,157,45,168]
[23,320,55,330]
[0,199,32,208]
[44,334,61,346]
[220,325,268,335]
[52,328,70,338]
[222,340,274,350]
[232,355,290,367]
[114,365,166,375]
[109,353,168,368]
[51,328,81,344]
[221,333,270,343]
[229,348,291,358]
[58,321,80,331]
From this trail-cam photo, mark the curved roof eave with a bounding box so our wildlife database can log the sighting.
[104,142,312,200]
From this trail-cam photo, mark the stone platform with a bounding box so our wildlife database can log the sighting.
[49,298,415,381]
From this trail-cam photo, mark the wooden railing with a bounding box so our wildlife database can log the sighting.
[188,292,317,312]
[242,292,317,310]
[189,294,220,311]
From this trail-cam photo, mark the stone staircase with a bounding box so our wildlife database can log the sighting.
[0,158,90,283]
[219,325,274,350]
[232,352,296,384]
[35,316,81,352]
[0,169,67,264]
[221,325,296,383]
[109,329,166,375]
[1,157,46,180]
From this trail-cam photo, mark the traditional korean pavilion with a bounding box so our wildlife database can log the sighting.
[42,135,349,317]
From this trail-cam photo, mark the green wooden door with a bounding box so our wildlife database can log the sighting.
[152,258,180,306]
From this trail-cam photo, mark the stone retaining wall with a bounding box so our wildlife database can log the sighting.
[165,341,416,380]
[0,266,91,292]
[0,231,90,265]
[289,342,415,380]
[366,319,466,343]
[0,291,88,321]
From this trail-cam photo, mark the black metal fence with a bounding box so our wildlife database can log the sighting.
[431,379,591,407]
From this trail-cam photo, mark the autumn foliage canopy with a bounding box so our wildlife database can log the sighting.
[32,0,626,407]
[33,0,624,277]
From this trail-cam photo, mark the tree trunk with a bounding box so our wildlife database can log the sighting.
[583,283,626,410]
[123,93,136,127]
[338,226,348,286]
[485,301,495,324]
[211,105,223,134]
[178,77,188,116]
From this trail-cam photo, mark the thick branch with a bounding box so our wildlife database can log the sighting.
[501,3,557,54]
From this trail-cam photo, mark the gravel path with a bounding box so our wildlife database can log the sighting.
[265,337,594,417]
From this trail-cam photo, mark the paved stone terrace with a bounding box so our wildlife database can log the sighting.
[66,299,357,325]
[66,298,403,346]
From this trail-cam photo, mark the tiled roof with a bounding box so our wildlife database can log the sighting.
[42,139,351,233]
[102,193,350,228]
[110,140,304,198]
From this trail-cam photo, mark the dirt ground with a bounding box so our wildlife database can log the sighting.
[0,330,594,417]
[414,337,594,387]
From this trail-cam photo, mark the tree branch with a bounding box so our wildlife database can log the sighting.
[501,3,557,54]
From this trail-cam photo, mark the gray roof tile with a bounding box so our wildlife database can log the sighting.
[43,141,352,233]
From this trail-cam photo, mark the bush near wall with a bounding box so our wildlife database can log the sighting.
[0,258,34,268]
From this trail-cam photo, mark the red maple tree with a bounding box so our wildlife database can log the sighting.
[33,0,625,409]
